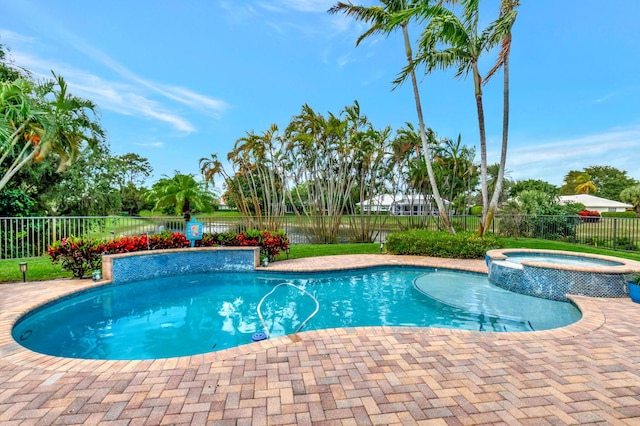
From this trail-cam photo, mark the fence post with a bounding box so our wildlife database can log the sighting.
[612,218,617,250]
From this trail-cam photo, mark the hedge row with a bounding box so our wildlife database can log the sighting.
[385,230,502,259]
[601,211,637,218]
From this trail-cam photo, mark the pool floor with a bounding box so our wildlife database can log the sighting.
[1,254,639,424]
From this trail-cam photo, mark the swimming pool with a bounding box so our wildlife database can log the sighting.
[12,267,581,360]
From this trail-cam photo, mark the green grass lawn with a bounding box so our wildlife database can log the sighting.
[1,238,639,284]
[0,257,72,283]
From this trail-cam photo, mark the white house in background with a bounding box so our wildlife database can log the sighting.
[358,194,398,213]
[557,194,632,213]
[358,194,450,216]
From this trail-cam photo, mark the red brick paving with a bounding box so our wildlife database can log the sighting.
[1,254,639,424]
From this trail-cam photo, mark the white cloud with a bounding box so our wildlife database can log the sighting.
[136,142,165,148]
[259,0,337,13]
[506,127,640,184]
[3,27,229,133]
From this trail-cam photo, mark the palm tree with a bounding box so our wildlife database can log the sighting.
[199,153,224,187]
[0,78,43,191]
[0,73,104,191]
[574,173,596,194]
[620,185,640,217]
[433,133,476,213]
[147,173,216,220]
[482,0,519,234]
[391,0,517,235]
[284,103,364,243]
[486,162,512,204]
[329,0,455,234]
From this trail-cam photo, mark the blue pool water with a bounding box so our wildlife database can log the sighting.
[12,267,582,360]
[504,252,623,267]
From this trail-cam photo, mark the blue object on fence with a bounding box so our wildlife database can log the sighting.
[185,217,203,247]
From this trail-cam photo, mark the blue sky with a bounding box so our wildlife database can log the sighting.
[1,0,639,188]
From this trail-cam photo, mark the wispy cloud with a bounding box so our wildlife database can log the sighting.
[136,141,165,148]
[2,26,229,134]
[506,127,640,184]
[258,0,338,13]
[8,49,198,132]
[593,90,623,104]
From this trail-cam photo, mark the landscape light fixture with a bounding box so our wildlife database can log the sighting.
[19,262,27,283]
[286,246,290,260]
[380,241,385,253]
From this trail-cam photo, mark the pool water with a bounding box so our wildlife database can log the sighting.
[504,253,623,267]
[12,267,582,360]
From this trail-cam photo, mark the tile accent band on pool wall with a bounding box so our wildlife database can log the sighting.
[102,247,261,284]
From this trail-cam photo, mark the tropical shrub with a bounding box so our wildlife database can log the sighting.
[385,230,501,259]
[498,192,580,240]
[100,232,189,253]
[528,215,577,240]
[583,237,607,247]
[196,229,289,260]
[614,237,639,251]
[48,236,105,279]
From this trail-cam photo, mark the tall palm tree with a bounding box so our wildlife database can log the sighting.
[391,0,517,235]
[482,0,519,234]
[329,0,455,234]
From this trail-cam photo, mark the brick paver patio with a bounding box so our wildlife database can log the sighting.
[1,254,639,425]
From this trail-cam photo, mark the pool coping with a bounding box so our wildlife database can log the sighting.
[0,254,606,373]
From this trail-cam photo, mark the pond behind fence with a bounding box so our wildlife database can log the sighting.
[1,214,639,260]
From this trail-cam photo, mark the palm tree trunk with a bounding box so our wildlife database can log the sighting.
[484,36,511,234]
[402,24,455,234]
[472,62,489,236]
[0,141,35,192]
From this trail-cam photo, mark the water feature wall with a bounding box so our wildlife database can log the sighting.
[102,247,261,284]
[486,249,640,301]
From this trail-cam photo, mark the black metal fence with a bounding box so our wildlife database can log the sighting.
[1,214,638,259]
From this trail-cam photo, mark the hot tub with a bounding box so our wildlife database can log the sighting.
[485,249,640,301]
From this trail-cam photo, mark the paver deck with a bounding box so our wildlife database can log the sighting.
[1,254,639,425]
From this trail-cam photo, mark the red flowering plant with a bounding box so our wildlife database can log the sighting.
[257,230,289,260]
[48,236,106,279]
[198,233,218,247]
[577,210,601,223]
[146,232,189,250]
[195,229,289,261]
